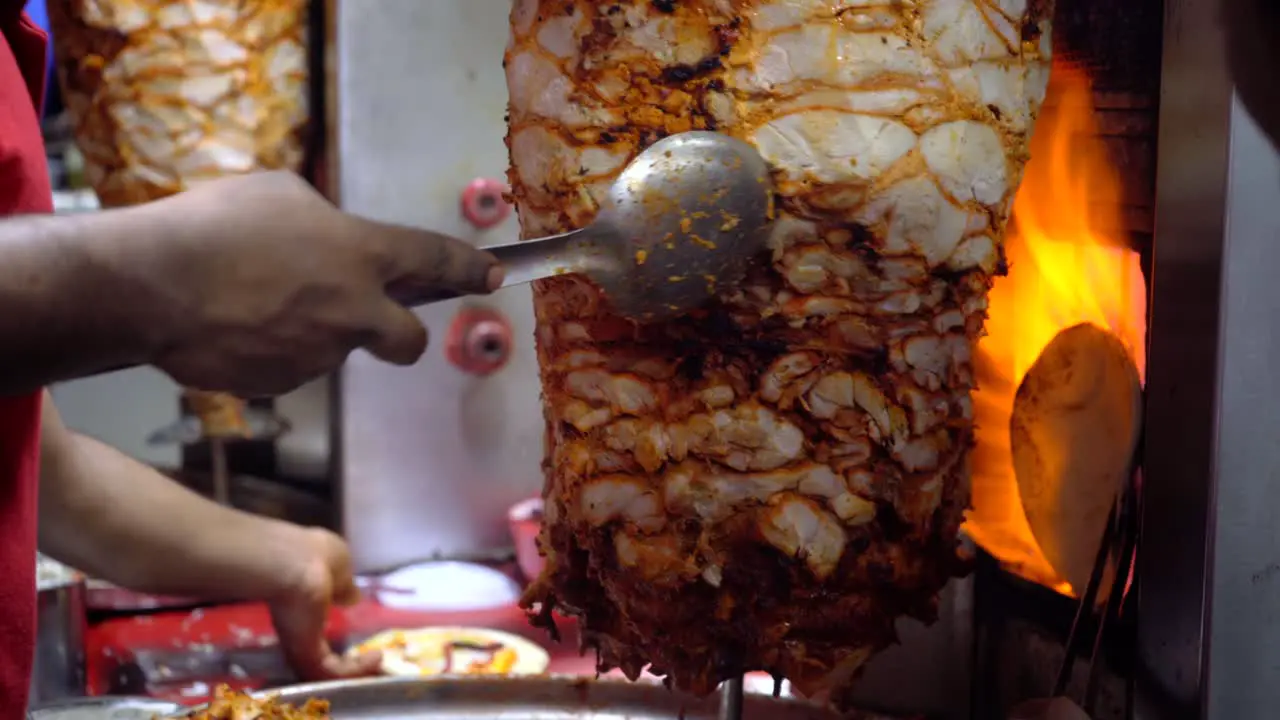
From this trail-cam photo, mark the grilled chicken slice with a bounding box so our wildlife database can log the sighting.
[181,685,330,720]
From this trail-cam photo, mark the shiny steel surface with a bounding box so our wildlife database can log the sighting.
[31,561,87,706]
[329,0,544,569]
[243,676,881,720]
[719,677,746,720]
[487,131,774,320]
[1138,0,1280,717]
[28,697,180,720]
[1203,105,1280,716]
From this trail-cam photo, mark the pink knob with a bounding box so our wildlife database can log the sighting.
[460,178,511,229]
[446,307,513,376]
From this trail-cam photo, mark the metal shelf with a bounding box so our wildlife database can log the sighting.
[50,189,99,214]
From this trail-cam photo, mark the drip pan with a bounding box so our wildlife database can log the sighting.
[188,676,914,720]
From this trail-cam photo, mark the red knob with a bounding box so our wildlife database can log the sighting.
[446,307,513,376]
[460,178,511,229]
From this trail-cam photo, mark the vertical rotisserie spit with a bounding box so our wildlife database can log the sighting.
[505,0,1054,706]
[48,0,309,438]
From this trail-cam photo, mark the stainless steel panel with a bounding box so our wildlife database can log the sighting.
[329,0,544,569]
[1139,0,1280,717]
[30,576,86,705]
[1203,99,1280,720]
[28,697,180,720]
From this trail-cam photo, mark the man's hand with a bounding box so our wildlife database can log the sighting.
[268,528,382,680]
[133,171,503,396]
[35,394,379,681]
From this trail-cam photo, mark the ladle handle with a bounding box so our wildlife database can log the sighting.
[389,230,586,307]
[485,230,586,288]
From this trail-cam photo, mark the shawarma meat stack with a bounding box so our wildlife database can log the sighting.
[505,0,1054,707]
[48,0,309,437]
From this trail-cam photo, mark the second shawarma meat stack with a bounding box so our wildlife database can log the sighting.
[48,0,309,437]
[505,0,1054,708]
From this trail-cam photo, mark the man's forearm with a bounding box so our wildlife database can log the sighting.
[0,207,178,395]
[37,395,308,600]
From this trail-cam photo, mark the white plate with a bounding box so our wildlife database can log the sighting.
[362,562,521,612]
[349,626,551,678]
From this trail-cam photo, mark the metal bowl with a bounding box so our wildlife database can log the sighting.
[31,557,87,705]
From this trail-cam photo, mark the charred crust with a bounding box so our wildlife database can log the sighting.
[713,20,742,54]
[523,460,966,697]
[994,248,1011,277]
[660,56,723,84]
[48,1,130,90]
[1021,0,1052,45]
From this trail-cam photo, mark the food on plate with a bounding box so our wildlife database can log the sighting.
[349,626,551,677]
[48,0,310,438]
[505,0,1054,708]
[182,390,252,439]
[181,684,329,720]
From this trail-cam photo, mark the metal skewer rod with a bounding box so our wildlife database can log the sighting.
[210,437,231,506]
[719,676,745,720]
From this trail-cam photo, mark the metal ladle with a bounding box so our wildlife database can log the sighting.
[480,131,775,321]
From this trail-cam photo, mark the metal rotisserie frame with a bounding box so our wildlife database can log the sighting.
[1138,0,1280,718]
[324,0,1280,718]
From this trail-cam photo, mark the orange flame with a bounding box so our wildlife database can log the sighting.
[961,62,1148,596]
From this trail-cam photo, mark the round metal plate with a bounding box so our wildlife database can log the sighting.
[29,697,181,720]
[240,675,896,720]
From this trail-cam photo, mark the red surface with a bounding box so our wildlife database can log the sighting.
[459,177,511,229]
[444,306,513,376]
[85,579,599,705]
[0,7,52,718]
[84,566,786,705]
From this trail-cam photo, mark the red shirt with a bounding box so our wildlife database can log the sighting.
[0,0,52,715]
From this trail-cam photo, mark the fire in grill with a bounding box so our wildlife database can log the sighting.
[965,62,1147,597]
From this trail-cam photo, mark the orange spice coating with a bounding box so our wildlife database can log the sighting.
[506,0,1055,708]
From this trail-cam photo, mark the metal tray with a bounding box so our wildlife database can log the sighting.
[29,696,181,720]
[237,676,900,719]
